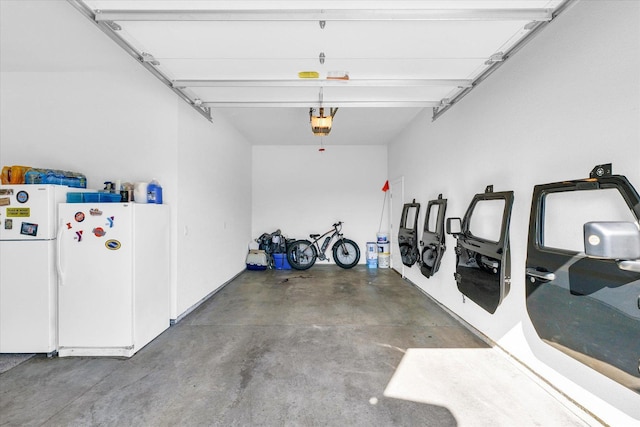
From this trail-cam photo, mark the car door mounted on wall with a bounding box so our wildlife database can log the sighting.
[447,185,514,314]
[398,199,420,267]
[420,194,448,278]
[526,163,640,393]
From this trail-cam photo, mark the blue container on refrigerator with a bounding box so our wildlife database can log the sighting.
[146,181,163,204]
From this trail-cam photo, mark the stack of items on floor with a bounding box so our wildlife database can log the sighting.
[366,232,390,269]
[246,229,291,270]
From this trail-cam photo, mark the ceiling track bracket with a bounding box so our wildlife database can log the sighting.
[104,20,121,31]
[140,52,160,66]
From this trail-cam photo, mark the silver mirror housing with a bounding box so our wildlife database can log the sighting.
[446,217,462,235]
[584,221,640,259]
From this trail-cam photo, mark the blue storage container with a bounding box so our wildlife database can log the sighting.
[246,250,268,270]
[146,181,163,204]
[83,193,100,202]
[66,193,83,203]
[273,253,291,270]
[98,192,122,202]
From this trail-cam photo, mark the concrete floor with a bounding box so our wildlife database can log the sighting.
[0,266,594,426]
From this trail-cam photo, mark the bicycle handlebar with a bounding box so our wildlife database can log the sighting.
[332,221,343,228]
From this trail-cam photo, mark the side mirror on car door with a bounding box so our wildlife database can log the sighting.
[446,217,462,236]
[584,221,640,272]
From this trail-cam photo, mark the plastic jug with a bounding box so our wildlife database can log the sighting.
[146,180,163,204]
[134,182,148,203]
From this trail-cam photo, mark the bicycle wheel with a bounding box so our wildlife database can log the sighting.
[287,240,317,270]
[332,238,360,269]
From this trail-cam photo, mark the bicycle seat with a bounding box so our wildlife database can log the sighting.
[309,233,320,239]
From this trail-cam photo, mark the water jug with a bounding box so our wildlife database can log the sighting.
[146,180,163,204]
[134,182,148,203]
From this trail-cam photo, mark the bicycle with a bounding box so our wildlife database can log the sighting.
[287,221,360,270]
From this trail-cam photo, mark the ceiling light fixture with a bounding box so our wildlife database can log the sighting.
[309,107,338,136]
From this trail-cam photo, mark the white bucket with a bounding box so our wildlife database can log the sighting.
[377,242,390,254]
[366,242,378,260]
[378,253,390,268]
[377,232,389,243]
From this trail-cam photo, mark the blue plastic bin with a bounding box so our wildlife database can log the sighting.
[83,193,100,202]
[273,253,291,270]
[66,193,83,203]
[98,192,122,202]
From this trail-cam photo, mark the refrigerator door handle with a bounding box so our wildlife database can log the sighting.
[56,220,65,283]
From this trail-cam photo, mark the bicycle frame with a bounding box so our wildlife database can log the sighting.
[308,222,343,261]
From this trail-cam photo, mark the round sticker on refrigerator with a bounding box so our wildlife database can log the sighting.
[75,212,85,222]
[105,239,121,250]
[16,191,29,203]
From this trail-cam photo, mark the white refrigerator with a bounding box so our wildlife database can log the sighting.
[0,184,82,353]
[57,202,170,357]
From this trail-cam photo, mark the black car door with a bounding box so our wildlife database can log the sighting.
[398,200,420,267]
[420,194,447,278]
[526,165,640,393]
[448,186,514,314]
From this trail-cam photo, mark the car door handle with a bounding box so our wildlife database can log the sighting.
[526,268,556,281]
[618,260,640,273]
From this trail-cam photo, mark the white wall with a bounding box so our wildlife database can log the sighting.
[252,145,387,260]
[388,1,640,424]
[175,105,252,317]
[0,1,252,321]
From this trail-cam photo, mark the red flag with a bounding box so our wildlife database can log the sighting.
[381,180,389,192]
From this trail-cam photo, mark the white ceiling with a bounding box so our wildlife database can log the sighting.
[2,1,572,146]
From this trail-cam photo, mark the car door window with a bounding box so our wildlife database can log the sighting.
[469,198,505,242]
[543,188,635,252]
[526,166,640,393]
[427,204,440,232]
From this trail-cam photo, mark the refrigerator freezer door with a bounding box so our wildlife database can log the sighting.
[0,240,57,353]
[0,185,55,240]
[0,184,81,241]
[58,203,134,355]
